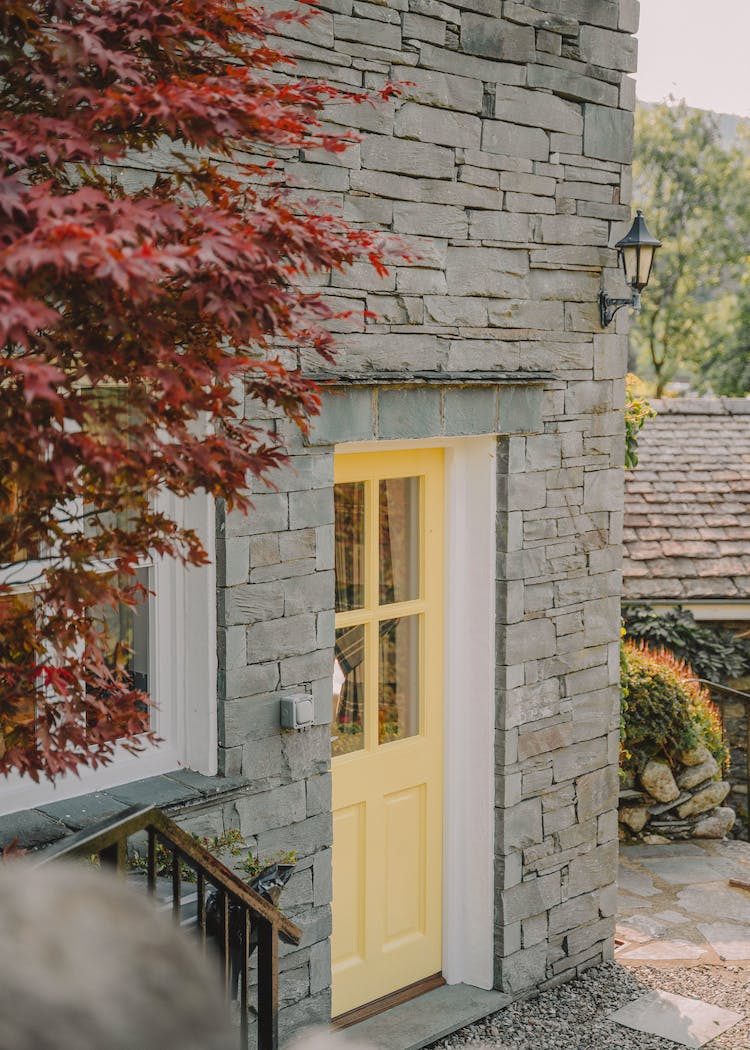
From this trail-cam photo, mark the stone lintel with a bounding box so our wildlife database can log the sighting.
[306,374,550,445]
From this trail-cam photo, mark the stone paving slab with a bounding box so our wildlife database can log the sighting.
[617,940,710,962]
[617,839,750,967]
[639,856,750,886]
[618,865,659,897]
[653,910,690,925]
[677,883,750,924]
[607,990,743,1048]
[619,914,670,940]
[624,843,706,859]
[697,922,750,961]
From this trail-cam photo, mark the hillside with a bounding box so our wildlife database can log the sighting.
[637,100,749,149]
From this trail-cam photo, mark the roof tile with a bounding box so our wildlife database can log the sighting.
[624,399,750,601]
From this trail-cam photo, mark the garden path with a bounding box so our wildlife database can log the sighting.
[617,839,750,965]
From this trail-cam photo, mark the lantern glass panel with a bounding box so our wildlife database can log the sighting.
[635,245,655,289]
[620,244,638,286]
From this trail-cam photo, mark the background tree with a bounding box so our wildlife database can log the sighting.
[624,373,656,469]
[700,274,750,395]
[0,0,394,781]
[631,101,750,396]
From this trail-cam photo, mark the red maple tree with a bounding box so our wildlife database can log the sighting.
[0,0,392,781]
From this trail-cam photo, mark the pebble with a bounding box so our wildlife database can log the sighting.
[427,962,750,1050]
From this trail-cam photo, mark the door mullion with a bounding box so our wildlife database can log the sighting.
[364,477,378,753]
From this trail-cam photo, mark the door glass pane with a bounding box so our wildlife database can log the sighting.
[378,615,420,745]
[335,482,366,612]
[379,477,420,606]
[333,624,365,756]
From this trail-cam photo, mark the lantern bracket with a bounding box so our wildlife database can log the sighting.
[599,289,641,329]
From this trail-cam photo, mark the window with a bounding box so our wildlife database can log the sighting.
[0,488,217,817]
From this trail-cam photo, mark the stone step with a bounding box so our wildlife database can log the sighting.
[334,984,511,1050]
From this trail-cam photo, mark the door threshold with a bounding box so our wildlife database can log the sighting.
[332,973,446,1030]
[331,982,511,1050]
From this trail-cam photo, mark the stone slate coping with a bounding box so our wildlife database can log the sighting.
[0,769,250,852]
[306,369,556,386]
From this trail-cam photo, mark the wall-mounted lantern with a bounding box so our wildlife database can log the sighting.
[599,210,661,327]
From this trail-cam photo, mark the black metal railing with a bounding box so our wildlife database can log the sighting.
[697,679,750,842]
[37,805,301,1050]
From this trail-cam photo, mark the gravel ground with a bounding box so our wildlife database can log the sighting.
[427,962,750,1050]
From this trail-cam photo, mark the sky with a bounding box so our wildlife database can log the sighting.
[636,0,750,117]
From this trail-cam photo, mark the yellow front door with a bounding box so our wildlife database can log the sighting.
[331,449,444,1017]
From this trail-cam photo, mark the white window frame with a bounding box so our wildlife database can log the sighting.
[0,490,217,817]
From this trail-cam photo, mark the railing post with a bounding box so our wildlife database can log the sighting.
[240,910,250,1047]
[196,871,207,949]
[100,838,127,874]
[222,891,231,1001]
[147,828,157,894]
[171,848,182,920]
[257,919,279,1050]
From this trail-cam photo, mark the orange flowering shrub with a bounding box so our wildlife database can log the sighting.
[620,640,727,775]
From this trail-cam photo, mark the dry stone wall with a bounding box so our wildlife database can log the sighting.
[213,0,638,1028]
[722,668,750,838]
[619,749,735,843]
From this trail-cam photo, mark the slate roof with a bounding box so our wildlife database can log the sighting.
[623,398,750,602]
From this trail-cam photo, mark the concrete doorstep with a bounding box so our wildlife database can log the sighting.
[331,984,511,1050]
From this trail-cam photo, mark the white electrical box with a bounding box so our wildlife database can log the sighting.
[280,694,315,730]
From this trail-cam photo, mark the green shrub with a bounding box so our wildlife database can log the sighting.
[620,640,728,775]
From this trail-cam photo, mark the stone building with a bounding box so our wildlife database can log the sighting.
[0,0,637,1038]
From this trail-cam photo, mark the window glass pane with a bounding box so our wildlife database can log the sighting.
[379,477,419,606]
[82,387,145,541]
[332,624,365,756]
[378,615,420,745]
[99,565,151,696]
[0,591,35,759]
[2,483,35,563]
[129,565,151,694]
[88,566,151,736]
[334,482,365,612]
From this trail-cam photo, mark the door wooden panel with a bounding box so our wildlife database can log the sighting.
[331,449,443,1017]
[383,784,426,946]
[331,803,366,970]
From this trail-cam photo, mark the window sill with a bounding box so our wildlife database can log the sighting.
[0,769,250,852]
